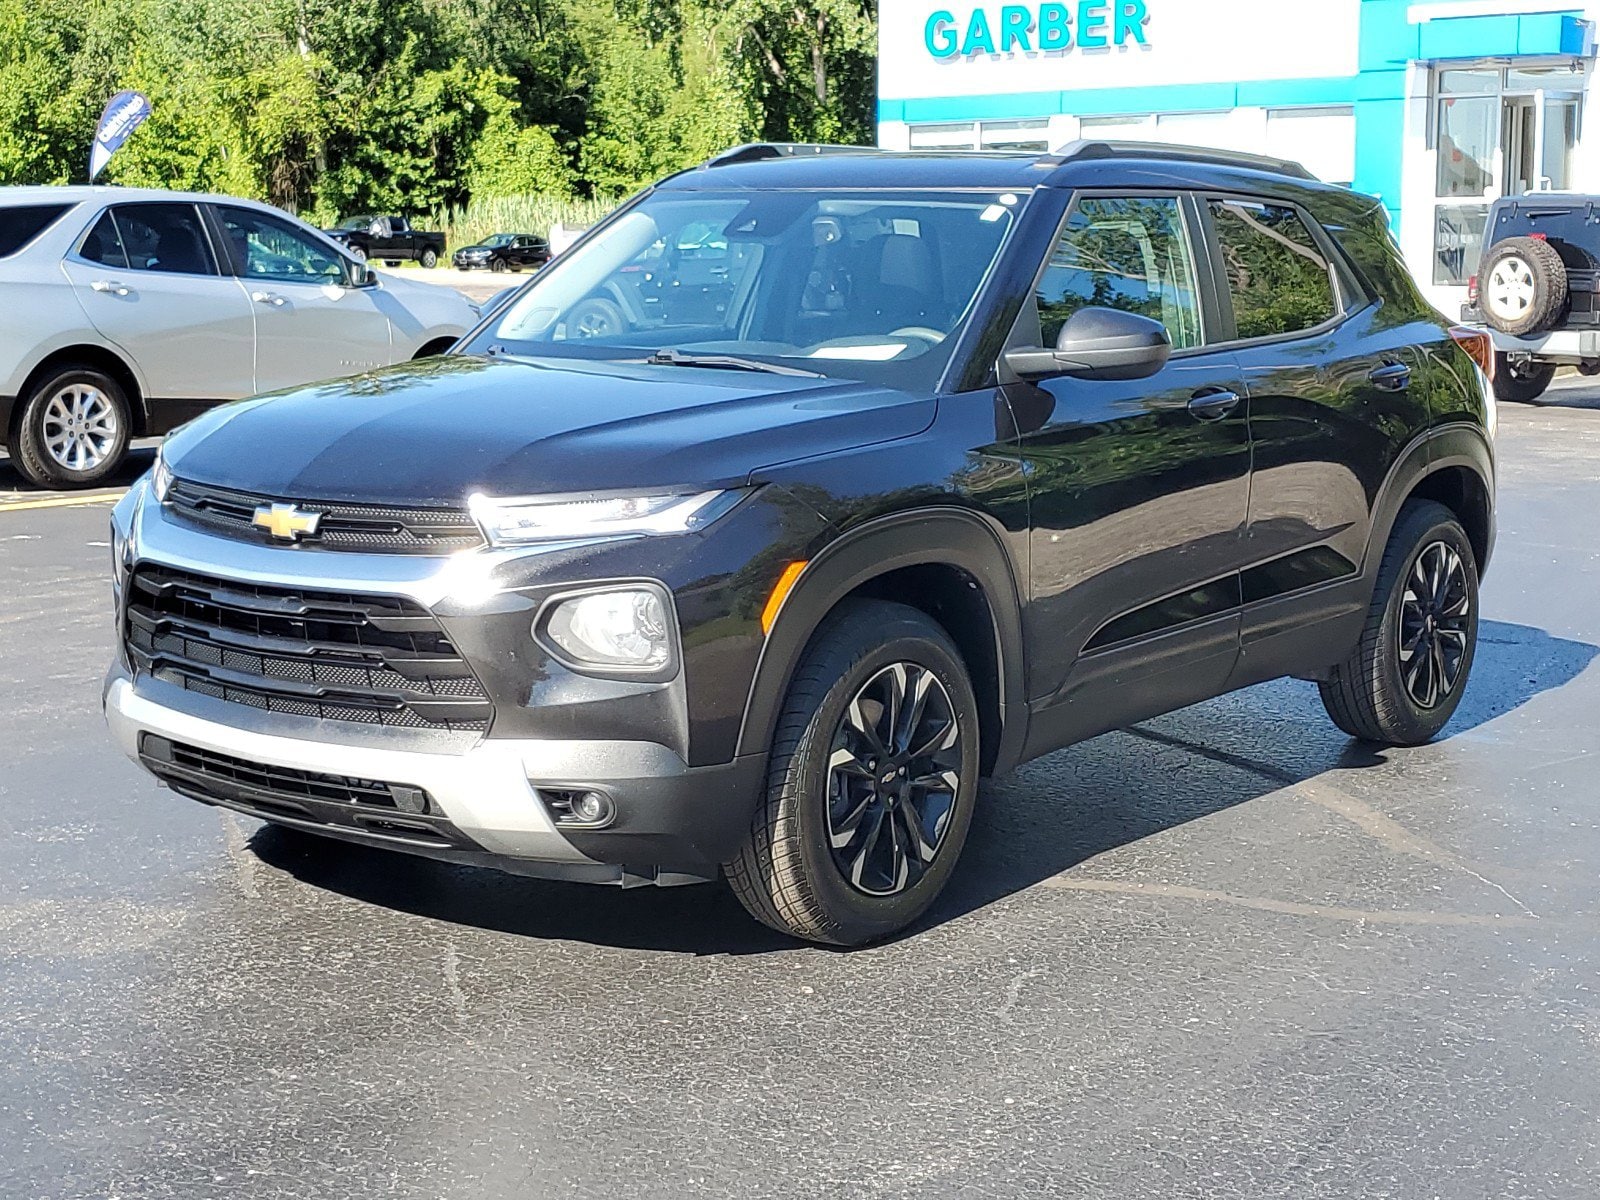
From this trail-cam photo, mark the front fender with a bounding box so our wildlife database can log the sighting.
[736,506,1029,775]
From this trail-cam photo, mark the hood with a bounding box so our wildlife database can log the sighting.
[369,271,478,332]
[162,355,935,507]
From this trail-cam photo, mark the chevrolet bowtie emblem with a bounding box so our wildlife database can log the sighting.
[251,502,323,542]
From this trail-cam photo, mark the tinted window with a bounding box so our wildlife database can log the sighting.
[1210,200,1338,340]
[79,211,130,268]
[102,204,216,275]
[217,205,346,283]
[0,205,70,258]
[1034,196,1204,350]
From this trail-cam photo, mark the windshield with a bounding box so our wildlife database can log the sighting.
[461,188,1024,387]
[482,234,515,247]
[336,215,374,231]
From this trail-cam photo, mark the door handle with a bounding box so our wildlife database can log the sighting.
[250,291,286,307]
[1188,388,1242,421]
[1369,361,1412,391]
[90,280,130,296]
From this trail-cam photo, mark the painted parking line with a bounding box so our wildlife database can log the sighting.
[0,492,126,514]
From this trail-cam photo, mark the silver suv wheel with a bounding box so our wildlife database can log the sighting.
[42,383,122,472]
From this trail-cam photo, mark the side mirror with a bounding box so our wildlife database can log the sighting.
[1003,308,1173,383]
[351,263,377,287]
[369,218,392,239]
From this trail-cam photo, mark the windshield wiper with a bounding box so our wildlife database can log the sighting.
[645,348,823,378]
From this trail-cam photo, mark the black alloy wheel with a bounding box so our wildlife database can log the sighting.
[1397,540,1473,710]
[725,600,980,946]
[826,662,962,896]
[1319,500,1480,745]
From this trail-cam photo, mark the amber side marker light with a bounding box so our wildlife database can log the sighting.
[1450,326,1496,382]
[761,561,808,634]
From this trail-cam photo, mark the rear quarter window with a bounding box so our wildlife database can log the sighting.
[0,205,72,258]
[1309,193,1431,316]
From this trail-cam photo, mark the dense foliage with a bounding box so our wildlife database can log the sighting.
[0,0,877,220]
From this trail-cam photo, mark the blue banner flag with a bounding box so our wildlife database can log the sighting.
[89,91,152,182]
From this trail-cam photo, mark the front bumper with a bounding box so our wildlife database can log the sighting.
[105,480,771,882]
[104,667,755,883]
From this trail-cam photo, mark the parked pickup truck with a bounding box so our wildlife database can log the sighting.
[324,215,445,269]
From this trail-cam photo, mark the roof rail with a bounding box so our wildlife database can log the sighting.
[1050,139,1317,181]
[701,143,880,169]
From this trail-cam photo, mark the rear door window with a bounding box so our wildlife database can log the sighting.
[79,211,130,268]
[1209,199,1339,340]
[0,205,71,258]
[88,203,218,276]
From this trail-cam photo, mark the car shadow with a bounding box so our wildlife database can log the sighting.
[0,441,157,495]
[250,619,1597,955]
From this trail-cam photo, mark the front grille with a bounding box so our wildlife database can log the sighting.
[124,564,492,732]
[140,734,477,849]
[166,477,484,554]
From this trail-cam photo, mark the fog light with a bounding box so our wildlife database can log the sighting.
[539,585,674,672]
[538,788,616,829]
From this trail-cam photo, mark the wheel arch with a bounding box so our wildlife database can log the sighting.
[736,508,1029,777]
[10,343,146,447]
[1368,423,1496,580]
[412,336,460,360]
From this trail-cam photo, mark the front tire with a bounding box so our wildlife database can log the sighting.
[1492,354,1556,403]
[418,248,439,269]
[13,365,132,489]
[1319,501,1479,746]
[490,257,508,274]
[725,601,980,946]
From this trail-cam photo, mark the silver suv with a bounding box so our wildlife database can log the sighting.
[0,187,476,488]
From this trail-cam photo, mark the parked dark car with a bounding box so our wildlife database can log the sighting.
[108,142,1497,946]
[1461,193,1600,402]
[324,214,445,268]
[453,232,550,273]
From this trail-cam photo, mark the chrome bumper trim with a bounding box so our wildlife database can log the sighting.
[106,675,596,863]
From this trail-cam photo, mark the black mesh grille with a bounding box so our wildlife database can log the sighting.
[124,565,492,732]
[166,478,484,554]
[139,735,476,850]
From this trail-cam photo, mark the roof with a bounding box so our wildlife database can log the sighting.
[658,141,1356,203]
[0,184,281,209]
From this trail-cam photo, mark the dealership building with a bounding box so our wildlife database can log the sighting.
[877,0,1600,309]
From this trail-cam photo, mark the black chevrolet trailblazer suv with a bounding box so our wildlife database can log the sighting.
[106,142,1498,946]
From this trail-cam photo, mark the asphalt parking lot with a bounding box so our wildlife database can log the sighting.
[3,383,1599,1199]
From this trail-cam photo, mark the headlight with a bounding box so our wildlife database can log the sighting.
[469,489,742,546]
[539,585,675,673]
[150,448,174,503]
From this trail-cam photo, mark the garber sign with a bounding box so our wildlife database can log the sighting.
[925,1,1151,58]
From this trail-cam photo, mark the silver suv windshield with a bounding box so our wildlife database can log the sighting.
[462,188,1024,387]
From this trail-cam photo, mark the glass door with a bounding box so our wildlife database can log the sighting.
[1432,62,1587,286]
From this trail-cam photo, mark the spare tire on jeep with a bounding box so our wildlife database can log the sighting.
[1480,236,1567,337]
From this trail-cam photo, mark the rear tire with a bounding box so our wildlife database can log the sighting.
[1480,236,1567,336]
[725,601,980,946]
[1491,354,1556,403]
[1319,501,1479,746]
[13,365,132,489]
